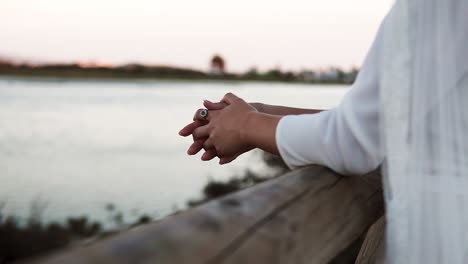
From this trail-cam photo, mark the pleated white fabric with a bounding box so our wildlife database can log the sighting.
[276,0,468,262]
[381,0,468,263]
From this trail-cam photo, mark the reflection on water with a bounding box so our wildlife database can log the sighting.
[0,77,348,225]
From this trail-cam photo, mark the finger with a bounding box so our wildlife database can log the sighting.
[201,149,217,161]
[187,140,204,155]
[203,100,227,110]
[192,125,210,140]
[179,121,205,136]
[221,92,242,105]
[203,137,214,150]
[193,108,209,121]
[194,109,219,123]
[219,155,239,165]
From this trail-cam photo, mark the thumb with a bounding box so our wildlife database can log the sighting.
[221,92,241,105]
[203,100,227,110]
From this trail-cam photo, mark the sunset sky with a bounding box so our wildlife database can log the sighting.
[1,0,393,72]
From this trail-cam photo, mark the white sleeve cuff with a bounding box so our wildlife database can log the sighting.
[275,112,333,170]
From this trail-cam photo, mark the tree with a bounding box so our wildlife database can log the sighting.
[210,54,226,75]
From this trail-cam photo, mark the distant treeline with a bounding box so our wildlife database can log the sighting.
[0,60,358,84]
[0,62,208,80]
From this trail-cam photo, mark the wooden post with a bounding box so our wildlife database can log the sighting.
[30,166,383,264]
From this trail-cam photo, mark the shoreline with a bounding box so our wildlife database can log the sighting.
[0,73,350,86]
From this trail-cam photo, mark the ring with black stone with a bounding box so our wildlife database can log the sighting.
[200,109,209,119]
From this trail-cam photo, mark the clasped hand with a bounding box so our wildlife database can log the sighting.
[179,93,257,164]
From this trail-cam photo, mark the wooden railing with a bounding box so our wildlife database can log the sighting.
[31,165,384,264]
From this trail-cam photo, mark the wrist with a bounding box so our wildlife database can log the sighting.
[241,111,281,155]
[240,111,258,146]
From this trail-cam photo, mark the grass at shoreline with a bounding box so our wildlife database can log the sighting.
[0,153,288,262]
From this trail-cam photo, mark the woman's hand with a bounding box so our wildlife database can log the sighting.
[179,100,267,139]
[179,97,254,164]
[178,100,226,161]
[179,93,281,164]
[178,100,226,139]
[192,93,258,160]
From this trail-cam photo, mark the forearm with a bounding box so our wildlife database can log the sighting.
[242,112,281,155]
[238,104,322,156]
[250,102,323,116]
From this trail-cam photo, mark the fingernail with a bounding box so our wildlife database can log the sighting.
[204,99,211,103]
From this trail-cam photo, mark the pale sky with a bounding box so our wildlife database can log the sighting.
[1,0,393,72]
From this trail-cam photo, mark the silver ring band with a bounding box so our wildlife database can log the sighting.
[200,109,208,119]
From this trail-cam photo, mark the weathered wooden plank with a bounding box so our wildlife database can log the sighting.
[219,170,382,264]
[30,166,383,264]
[355,216,386,264]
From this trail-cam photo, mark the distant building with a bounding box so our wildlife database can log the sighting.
[299,70,317,82]
[210,55,225,75]
[317,67,339,81]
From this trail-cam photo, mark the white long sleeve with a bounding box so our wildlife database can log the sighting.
[275,18,386,175]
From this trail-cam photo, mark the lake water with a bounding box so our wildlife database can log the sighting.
[0,77,348,227]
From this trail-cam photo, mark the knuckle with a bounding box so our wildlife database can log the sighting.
[217,149,225,157]
[192,128,200,138]
[193,109,201,120]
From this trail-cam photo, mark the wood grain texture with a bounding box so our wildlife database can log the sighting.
[355,216,386,264]
[30,166,383,264]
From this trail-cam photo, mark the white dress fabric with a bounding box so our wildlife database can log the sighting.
[276,0,468,262]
